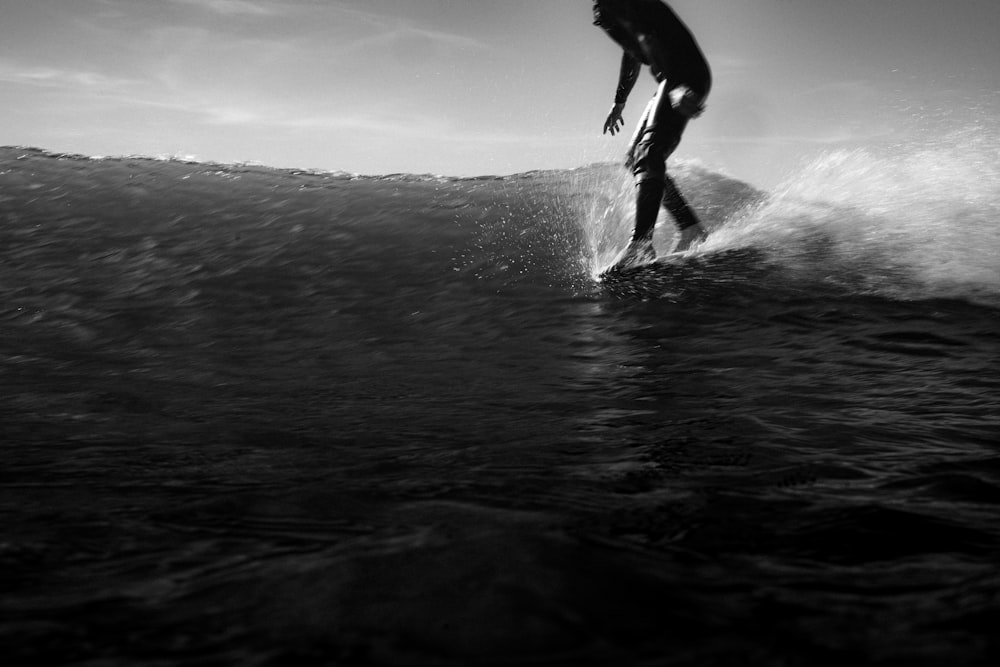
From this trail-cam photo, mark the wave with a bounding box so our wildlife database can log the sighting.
[3,133,998,308]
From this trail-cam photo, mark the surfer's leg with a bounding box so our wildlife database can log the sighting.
[608,154,660,268]
[610,91,668,268]
[612,82,700,268]
[609,174,659,268]
[643,81,707,252]
[625,97,655,171]
[663,175,707,252]
[609,132,663,268]
[661,175,698,230]
[631,82,683,240]
[630,123,670,247]
[633,178,663,242]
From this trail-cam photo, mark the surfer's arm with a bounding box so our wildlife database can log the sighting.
[604,52,640,136]
[615,52,641,104]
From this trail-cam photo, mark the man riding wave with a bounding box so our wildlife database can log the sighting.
[593,0,712,267]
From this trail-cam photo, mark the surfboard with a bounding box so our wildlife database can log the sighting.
[599,254,682,281]
[602,247,764,277]
[598,247,767,298]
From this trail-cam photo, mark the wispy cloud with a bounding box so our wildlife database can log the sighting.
[191,104,448,138]
[320,2,427,30]
[191,103,570,151]
[168,0,279,17]
[315,2,489,55]
[337,25,488,57]
[0,60,138,91]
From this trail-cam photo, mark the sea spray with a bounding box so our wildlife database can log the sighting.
[570,161,762,277]
[707,124,1000,305]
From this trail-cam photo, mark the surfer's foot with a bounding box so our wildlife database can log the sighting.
[672,223,708,253]
[610,238,656,270]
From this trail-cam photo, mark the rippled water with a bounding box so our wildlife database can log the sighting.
[2,145,999,665]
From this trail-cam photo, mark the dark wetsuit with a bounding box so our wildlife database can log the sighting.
[594,0,711,233]
[593,0,711,99]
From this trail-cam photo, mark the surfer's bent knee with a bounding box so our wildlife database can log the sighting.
[633,165,664,185]
[630,126,682,185]
[631,135,666,185]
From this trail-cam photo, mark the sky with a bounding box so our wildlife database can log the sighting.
[1,0,998,188]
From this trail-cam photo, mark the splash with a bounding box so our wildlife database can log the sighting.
[575,161,762,277]
[572,165,635,274]
[707,125,1000,305]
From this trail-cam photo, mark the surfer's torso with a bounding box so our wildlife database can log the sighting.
[593,0,711,96]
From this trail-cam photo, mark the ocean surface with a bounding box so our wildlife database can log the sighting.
[2,142,998,666]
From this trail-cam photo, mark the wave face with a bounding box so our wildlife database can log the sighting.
[2,144,999,666]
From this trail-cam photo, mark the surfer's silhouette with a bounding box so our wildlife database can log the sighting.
[593,0,711,268]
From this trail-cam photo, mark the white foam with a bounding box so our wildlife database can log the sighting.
[708,124,1000,305]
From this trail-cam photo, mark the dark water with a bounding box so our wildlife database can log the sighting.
[2,144,999,666]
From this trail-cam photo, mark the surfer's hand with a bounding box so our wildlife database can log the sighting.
[603,103,625,135]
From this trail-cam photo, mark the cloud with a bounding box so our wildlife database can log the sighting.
[189,104,448,139]
[0,60,138,91]
[189,103,577,155]
[169,0,279,17]
[0,58,256,125]
[338,25,488,57]
[314,2,489,55]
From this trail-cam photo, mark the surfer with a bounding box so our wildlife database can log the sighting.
[593,0,712,268]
